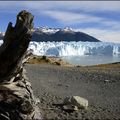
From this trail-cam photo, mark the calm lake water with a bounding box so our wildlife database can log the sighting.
[62,55,120,66]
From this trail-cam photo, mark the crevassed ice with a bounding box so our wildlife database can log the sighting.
[0,40,3,45]
[0,40,120,56]
[28,41,120,56]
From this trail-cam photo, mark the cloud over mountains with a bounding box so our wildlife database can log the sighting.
[0,1,120,43]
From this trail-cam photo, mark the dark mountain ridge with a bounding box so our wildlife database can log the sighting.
[32,27,101,42]
[0,27,101,42]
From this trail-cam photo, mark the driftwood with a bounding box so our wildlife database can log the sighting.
[0,10,42,119]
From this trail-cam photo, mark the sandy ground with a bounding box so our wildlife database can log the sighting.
[25,63,120,119]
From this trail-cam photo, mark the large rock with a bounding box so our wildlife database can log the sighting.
[64,96,88,109]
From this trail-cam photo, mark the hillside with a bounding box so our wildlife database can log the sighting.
[0,27,100,42]
[32,27,100,42]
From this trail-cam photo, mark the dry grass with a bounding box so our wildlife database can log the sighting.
[91,62,120,69]
[27,55,73,67]
[27,56,50,64]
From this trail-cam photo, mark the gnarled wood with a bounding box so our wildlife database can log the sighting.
[0,10,41,120]
[0,10,33,82]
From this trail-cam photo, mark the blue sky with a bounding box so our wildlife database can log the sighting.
[0,1,120,43]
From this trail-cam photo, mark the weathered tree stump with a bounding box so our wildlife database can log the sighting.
[0,10,42,120]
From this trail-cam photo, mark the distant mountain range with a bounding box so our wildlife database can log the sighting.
[32,27,100,42]
[0,27,101,42]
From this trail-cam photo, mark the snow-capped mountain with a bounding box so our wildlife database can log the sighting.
[32,27,100,42]
[0,27,100,42]
[28,41,120,56]
[34,26,60,34]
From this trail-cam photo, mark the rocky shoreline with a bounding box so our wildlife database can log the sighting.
[25,57,120,119]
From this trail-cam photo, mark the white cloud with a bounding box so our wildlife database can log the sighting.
[75,28,120,43]
[42,10,102,24]
[0,1,120,12]
[0,2,119,30]
[42,10,120,30]
[0,1,120,43]
[16,2,120,31]
[54,1,120,12]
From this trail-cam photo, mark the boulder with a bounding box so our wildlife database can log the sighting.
[64,96,88,109]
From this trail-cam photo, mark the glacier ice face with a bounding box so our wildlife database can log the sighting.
[28,41,120,56]
[0,40,120,56]
[0,40,3,45]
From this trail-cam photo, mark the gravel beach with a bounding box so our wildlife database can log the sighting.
[25,63,120,119]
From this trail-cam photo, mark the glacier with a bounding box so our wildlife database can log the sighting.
[28,41,120,56]
[0,40,120,56]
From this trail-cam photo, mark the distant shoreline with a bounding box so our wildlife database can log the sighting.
[27,55,120,67]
